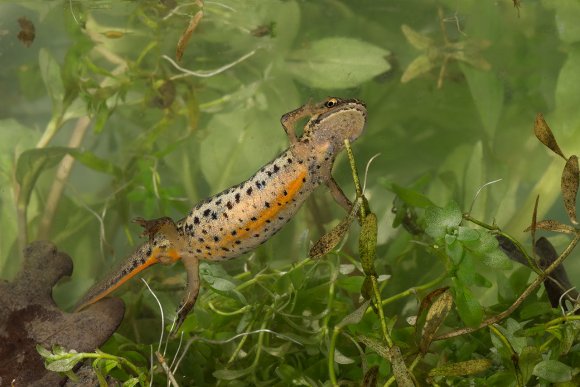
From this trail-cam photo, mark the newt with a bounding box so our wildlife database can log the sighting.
[76,97,367,333]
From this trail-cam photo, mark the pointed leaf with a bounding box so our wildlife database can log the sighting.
[389,183,434,208]
[388,346,414,387]
[358,335,390,360]
[337,300,370,328]
[561,155,579,224]
[531,195,539,257]
[15,147,71,208]
[452,278,483,327]
[46,354,85,372]
[401,54,435,83]
[525,219,576,234]
[420,290,453,353]
[39,48,64,110]
[428,359,491,378]
[534,113,565,159]
[309,214,355,259]
[418,287,450,320]
[519,346,542,385]
[287,37,391,89]
[401,24,434,50]
[362,365,379,387]
[359,213,378,276]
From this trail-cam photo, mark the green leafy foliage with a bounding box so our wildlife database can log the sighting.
[2,0,579,385]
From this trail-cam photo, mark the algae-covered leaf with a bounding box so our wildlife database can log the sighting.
[401,24,433,50]
[287,37,390,89]
[534,113,565,159]
[420,290,453,353]
[359,213,378,276]
[428,359,491,378]
[561,155,579,224]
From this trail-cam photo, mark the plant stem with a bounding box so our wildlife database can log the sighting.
[436,233,580,340]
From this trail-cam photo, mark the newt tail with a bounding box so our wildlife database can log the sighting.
[75,240,181,311]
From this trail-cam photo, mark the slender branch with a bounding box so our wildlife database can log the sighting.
[435,233,580,340]
[37,117,91,239]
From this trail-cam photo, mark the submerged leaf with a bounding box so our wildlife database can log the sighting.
[401,54,435,83]
[525,219,576,234]
[287,37,391,89]
[428,359,491,378]
[452,278,483,327]
[401,24,433,50]
[425,201,462,239]
[533,360,572,383]
[561,155,579,224]
[359,213,378,276]
[534,113,565,159]
[420,290,453,353]
[362,365,379,387]
[309,216,354,259]
[15,147,70,208]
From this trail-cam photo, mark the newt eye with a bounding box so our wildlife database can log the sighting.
[324,98,338,108]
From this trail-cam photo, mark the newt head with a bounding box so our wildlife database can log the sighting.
[304,97,367,149]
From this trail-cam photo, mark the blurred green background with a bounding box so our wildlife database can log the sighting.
[0,0,578,356]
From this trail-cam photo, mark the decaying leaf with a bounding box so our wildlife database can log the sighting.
[561,155,579,225]
[420,290,453,353]
[535,237,579,312]
[357,337,414,387]
[176,9,203,62]
[358,335,390,360]
[524,219,575,235]
[309,217,354,259]
[428,359,492,378]
[0,241,124,385]
[534,113,565,160]
[310,201,360,259]
[418,287,450,319]
[362,365,379,387]
[389,346,415,387]
[17,16,35,47]
[251,22,276,38]
[359,213,378,276]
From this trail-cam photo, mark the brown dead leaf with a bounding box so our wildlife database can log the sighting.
[17,17,35,47]
[428,359,492,378]
[420,290,453,353]
[176,10,203,62]
[0,241,124,385]
[524,219,576,235]
[534,113,566,160]
[561,155,579,225]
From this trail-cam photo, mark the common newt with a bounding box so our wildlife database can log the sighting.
[76,97,367,333]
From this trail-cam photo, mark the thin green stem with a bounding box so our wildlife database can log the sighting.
[371,275,394,347]
[328,326,340,386]
[436,233,580,340]
[489,324,523,387]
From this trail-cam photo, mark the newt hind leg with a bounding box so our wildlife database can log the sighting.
[171,255,200,336]
[134,216,201,335]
